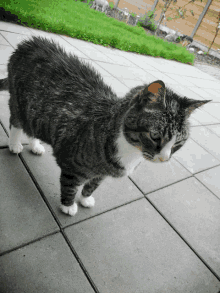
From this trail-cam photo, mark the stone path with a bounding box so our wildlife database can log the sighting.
[0,21,220,293]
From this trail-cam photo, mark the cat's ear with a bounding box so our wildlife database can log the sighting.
[139,80,166,108]
[184,99,212,117]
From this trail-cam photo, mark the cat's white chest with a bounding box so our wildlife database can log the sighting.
[116,130,143,176]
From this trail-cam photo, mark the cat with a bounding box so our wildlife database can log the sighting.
[0,36,211,216]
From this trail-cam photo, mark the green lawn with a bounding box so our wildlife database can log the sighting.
[1,0,194,64]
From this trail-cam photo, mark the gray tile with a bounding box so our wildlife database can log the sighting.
[202,103,220,121]
[0,44,14,64]
[21,145,143,227]
[102,75,129,97]
[190,108,219,125]
[203,88,220,103]
[194,64,220,80]
[183,76,220,90]
[130,157,191,194]
[204,88,220,99]
[62,37,113,62]
[149,71,179,85]
[78,59,112,77]
[147,177,220,276]
[170,84,207,100]
[0,31,29,48]
[124,54,160,71]
[188,86,214,99]
[96,62,146,80]
[62,35,100,51]
[0,93,29,143]
[173,138,219,173]
[207,124,220,137]
[65,199,220,293]
[195,165,220,199]
[0,21,33,35]
[166,73,196,86]
[0,93,10,132]
[191,126,220,161]
[77,47,114,62]
[0,124,8,146]
[101,53,137,67]
[187,66,219,80]
[0,233,94,293]
[120,78,145,90]
[188,116,201,126]
[0,64,7,78]
[0,149,58,253]
[0,33,11,46]
[93,44,122,56]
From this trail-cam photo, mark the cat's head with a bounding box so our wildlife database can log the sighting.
[123,80,211,163]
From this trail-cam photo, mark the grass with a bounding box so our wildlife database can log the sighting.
[1,0,194,64]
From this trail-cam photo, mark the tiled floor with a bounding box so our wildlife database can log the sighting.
[0,21,220,293]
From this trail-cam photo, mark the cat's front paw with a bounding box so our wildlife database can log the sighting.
[31,143,45,155]
[80,196,95,208]
[9,143,23,154]
[60,203,78,216]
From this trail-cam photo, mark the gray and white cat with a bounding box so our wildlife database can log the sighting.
[0,36,210,216]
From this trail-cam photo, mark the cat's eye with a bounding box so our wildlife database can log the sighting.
[150,132,160,141]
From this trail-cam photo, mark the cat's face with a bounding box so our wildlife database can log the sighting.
[124,80,211,163]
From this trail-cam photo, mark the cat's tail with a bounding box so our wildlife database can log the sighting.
[0,78,8,91]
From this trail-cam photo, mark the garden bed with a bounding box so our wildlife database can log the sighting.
[0,0,194,64]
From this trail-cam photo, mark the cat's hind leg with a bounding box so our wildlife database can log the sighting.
[29,138,45,155]
[80,176,103,208]
[9,126,23,154]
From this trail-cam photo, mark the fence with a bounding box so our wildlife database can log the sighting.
[108,0,220,50]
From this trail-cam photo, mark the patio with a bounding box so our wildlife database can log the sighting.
[0,20,220,292]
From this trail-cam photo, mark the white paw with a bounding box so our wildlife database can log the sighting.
[80,196,95,208]
[31,143,45,155]
[9,143,23,154]
[60,203,78,216]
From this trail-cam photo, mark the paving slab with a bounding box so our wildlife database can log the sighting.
[1,21,220,291]
[0,34,11,46]
[0,64,7,79]
[20,145,144,227]
[188,86,216,100]
[147,177,220,277]
[190,108,219,125]
[173,138,220,174]
[0,233,94,293]
[102,75,129,97]
[207,124,220,137]
[95,61,147,80]
[0,124,8,146]
[169,84,209,100]
[0,31,30,49]
[202,103,220,121]
[0,44,14,64]
[0,149,59,254]
[195,165,220,200]
[182,76,220,90]
[191,126,220,161]
[130,157,191,194]
[65,199,220,293]
[0,21,33,36]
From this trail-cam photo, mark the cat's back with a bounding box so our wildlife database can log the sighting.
[9,36,118,108]
[8,36,120,121]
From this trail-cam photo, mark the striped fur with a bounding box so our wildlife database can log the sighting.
[0,36,211,216]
